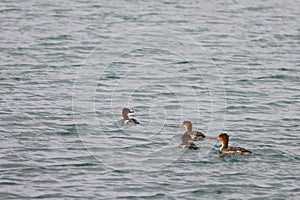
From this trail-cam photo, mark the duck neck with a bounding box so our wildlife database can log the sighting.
[185,124,192,132]
[122,113,129,120]
[220,140,228,151]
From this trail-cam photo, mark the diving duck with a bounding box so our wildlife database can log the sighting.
[211,133,253,156]
[178,121,206,140]
[178,121,205,150]
[120,108,140,124]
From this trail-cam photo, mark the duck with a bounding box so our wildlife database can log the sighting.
[211,133,253,156]
[178,121,206,140]
[120,108,140,124]
[177,121,205,150]
[178,132,199,150]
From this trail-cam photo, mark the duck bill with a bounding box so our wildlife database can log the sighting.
[178,124,184,126]
[129,110,134,113]
[208,137,219,140]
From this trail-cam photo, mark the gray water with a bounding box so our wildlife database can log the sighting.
[1,0,300,199]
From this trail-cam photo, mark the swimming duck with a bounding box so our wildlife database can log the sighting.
[177,121,205,150]
[178,121,206,140]
[120,108,140,124]
[211,133,253,156]
[178,132,199,150]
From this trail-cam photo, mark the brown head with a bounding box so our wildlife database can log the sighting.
[218,133,229,148]
[178,121,193,132]
[122,108,134,119]
[209,133,229,148]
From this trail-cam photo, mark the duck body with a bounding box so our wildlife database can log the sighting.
[185,130,206,141]
[120,108,140,124]
[178,121,205,150]
[178,133,198,150]
[120,118,140,124]
[178,143,199,150]
[179,121,206,141]
[219,146,253,156]
[215,133,253,156]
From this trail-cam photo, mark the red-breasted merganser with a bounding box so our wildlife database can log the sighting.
[178,121,206,140]
[120,108,140,124]
[177,121,206,150]
[211,133,253,156]
[178,133,199,150]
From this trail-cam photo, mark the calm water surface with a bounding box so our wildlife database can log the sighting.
[1,0,299,199]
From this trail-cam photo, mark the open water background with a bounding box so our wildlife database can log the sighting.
[1,0,299,199]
